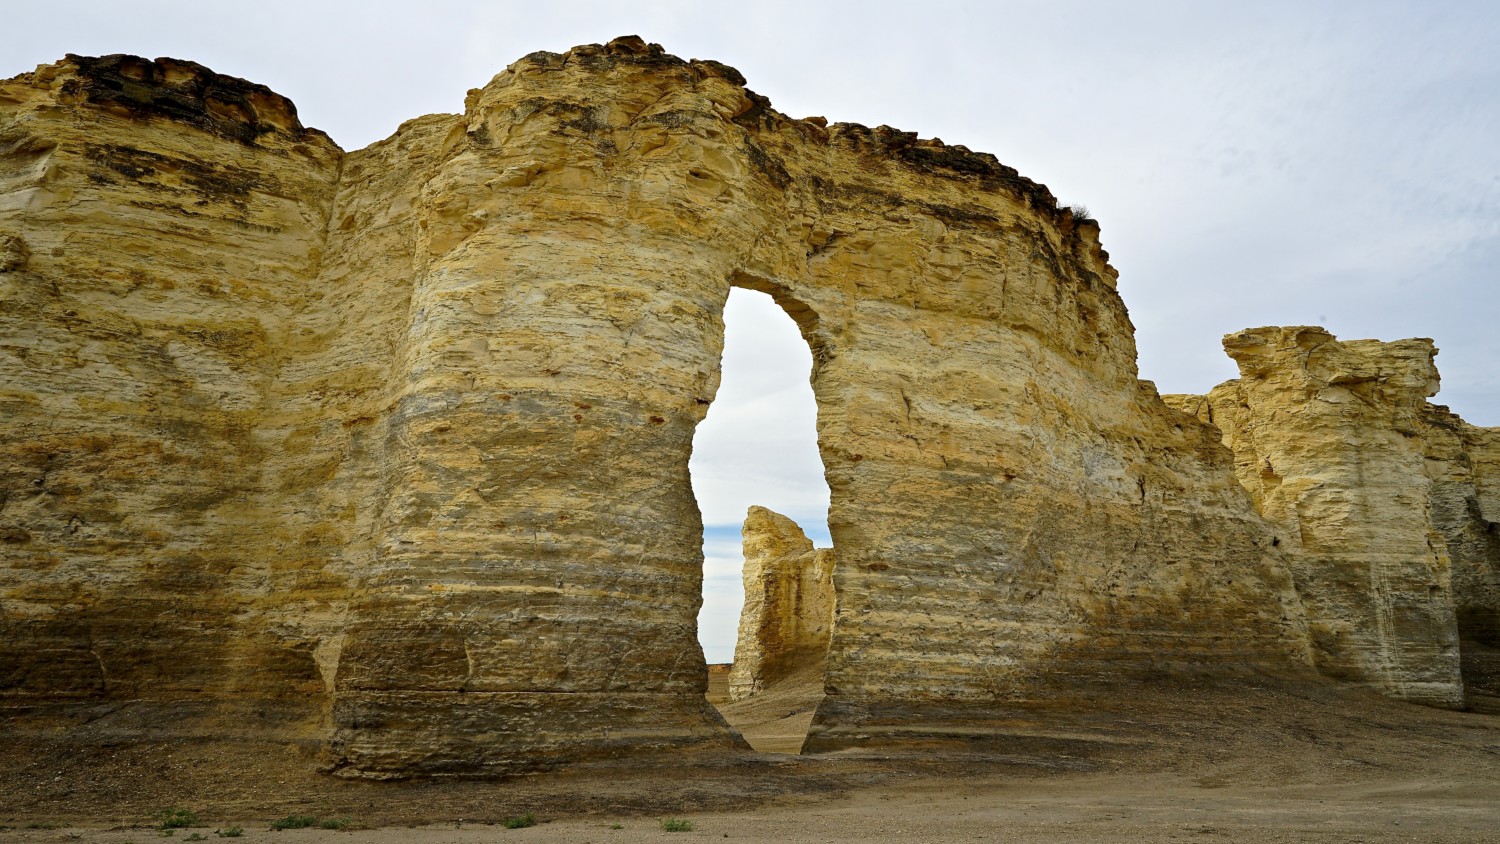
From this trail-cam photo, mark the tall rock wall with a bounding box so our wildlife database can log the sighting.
[3,37,1339,777]
[0,55,343,731]
[728,507,835,701]
[1166,326,1491,709]
[1424,407,1500,650]
[1422,406,1500,702]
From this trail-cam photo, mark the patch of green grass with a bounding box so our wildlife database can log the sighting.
[500,813,535,829]
[156,809,200,831]
[269,815,318,831]
[184,834,208,842]
[609,823,623,830]
[214,826,244,838]
[660,817,693,832]
[319,817,352,831]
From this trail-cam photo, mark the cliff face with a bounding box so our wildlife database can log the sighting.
[0,54,343,733]
[1423,408,1500,701]
[728,507,835,701]
[1,36,1424,779]
[1168,327,1499,709]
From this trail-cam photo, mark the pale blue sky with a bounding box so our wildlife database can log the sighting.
[7,1,1497,662]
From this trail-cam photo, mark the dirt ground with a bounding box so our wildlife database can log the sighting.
[706,662,823,755]
[3,669,1499,843]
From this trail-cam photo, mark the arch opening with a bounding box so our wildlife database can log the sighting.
[691,285,833,754]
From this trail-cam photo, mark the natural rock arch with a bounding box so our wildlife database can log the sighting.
[352,32,1310,767]
[14,37,1493,780]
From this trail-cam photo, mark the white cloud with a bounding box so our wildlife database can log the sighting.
[691,289,831,534]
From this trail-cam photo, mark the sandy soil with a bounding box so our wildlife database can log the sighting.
[707,662,822,754]
[3,670,1499,843]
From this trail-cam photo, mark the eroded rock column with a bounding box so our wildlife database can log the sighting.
[728,506,834,700]
[1198,327,1463,707]
[324,40,790,775]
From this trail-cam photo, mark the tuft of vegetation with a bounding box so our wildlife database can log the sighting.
[319,817,352,831]
[501,813,536,830]
[1066,203,1094,223]
[269,815,319,831]
[184,834,208,842]
[660,817,694,832]
[156,810,200,831]
[214,826,244,838]
[609,823,624,830]
[25,822,62,830]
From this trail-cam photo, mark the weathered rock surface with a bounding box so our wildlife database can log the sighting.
[13,36,1478,778]
[1424,405,1500,669]
[728,507,834,701]
[0,53,343,733]
[1167,326,1499,709]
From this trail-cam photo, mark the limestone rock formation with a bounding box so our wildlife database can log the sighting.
[11,36,1478,779]
[1167,326,1499,709]
[1424,407,1500,643]
[1425,406,1500,702]
[728,507,834,701]
[0,53,344,728]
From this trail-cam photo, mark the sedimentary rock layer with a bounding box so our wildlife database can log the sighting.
[1424,405,1500,666]
[728,506,834,701]
[0,54,343,729]
[0,36,1359,777]
[1167,327,1499,709]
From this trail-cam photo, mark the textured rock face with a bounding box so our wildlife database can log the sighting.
[0,53,342,731]
[728,507,834,701]
[1422,406,1500,699]
[1168,327,1484,709]
[4,37,1329,777]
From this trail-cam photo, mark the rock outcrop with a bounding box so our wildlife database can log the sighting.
[728,507,834,701]
[1425,406,1500,702]
[4,37,1484,778]
[1425,408,1500,644]
[1166,327,1499,709]
[0,53,343,732]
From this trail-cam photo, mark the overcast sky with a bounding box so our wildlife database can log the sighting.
[8,1,1497,662]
